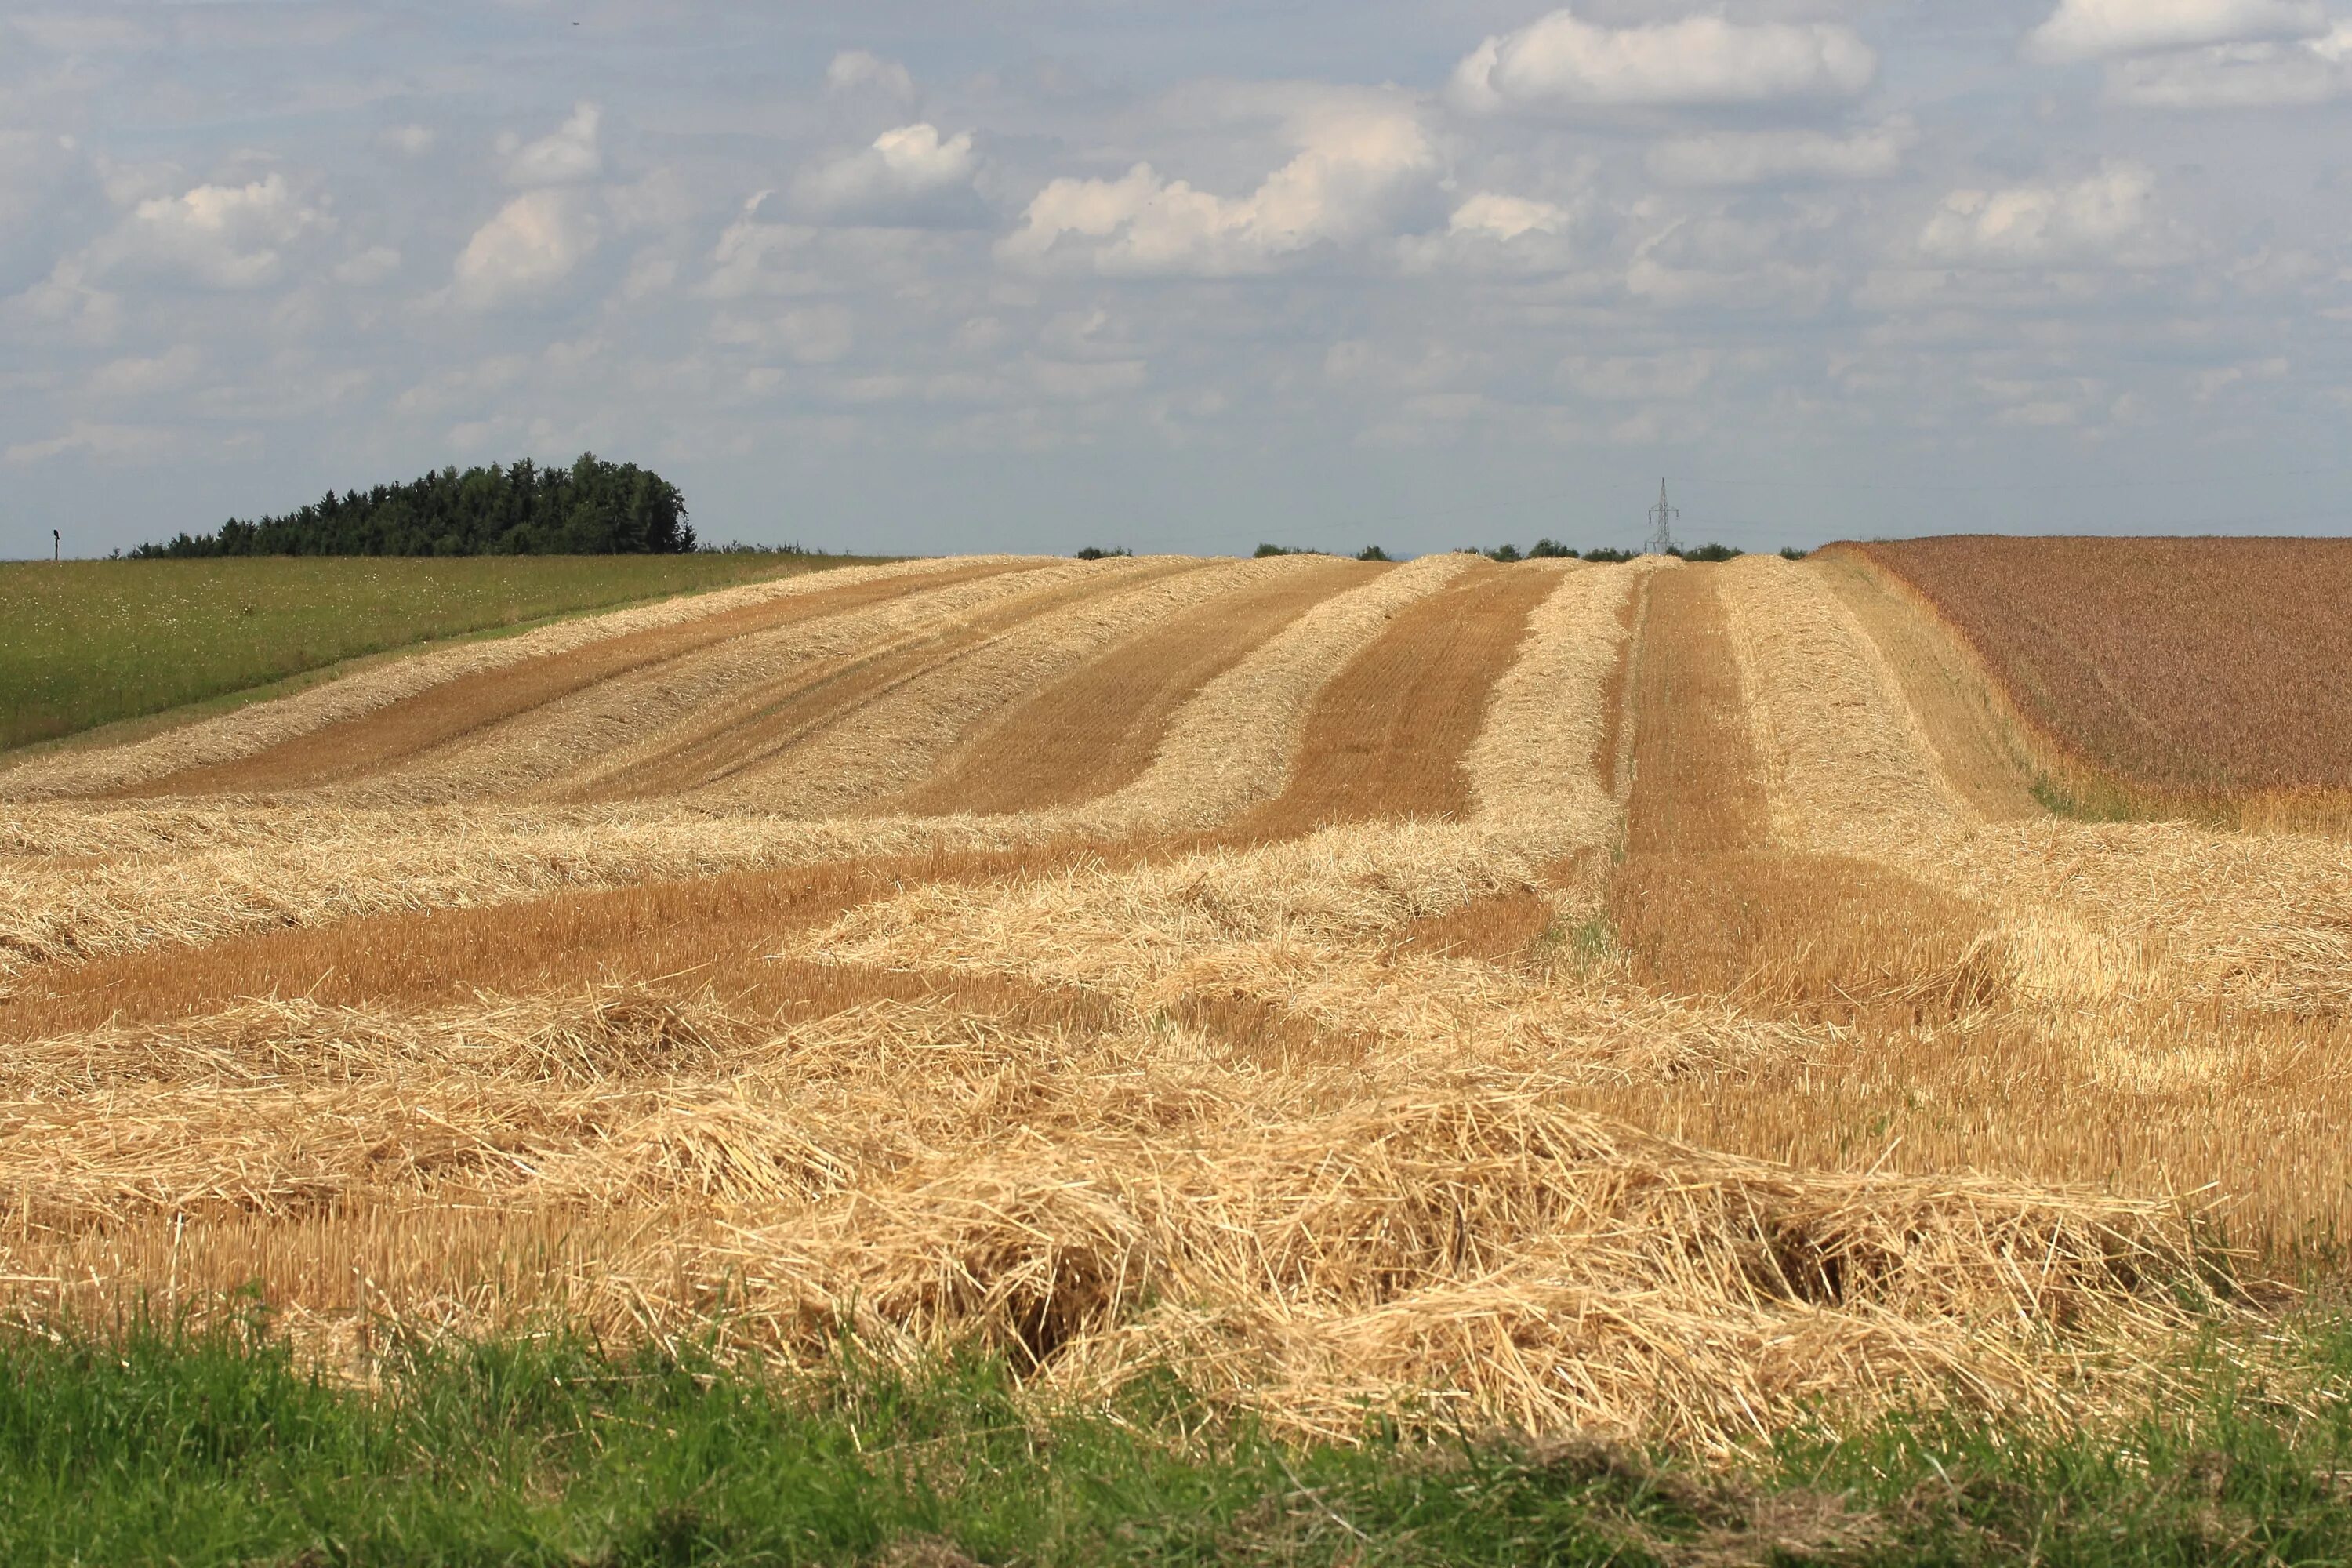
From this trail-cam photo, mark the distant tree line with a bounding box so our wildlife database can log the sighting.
[1486,539,1756,563]
[1270,540,1773,563]
[134,454,694,557]
[1080,539,1812,564]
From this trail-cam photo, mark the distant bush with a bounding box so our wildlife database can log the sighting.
[700,541,816,555]
[1780,546,1808,561]
[1356,546,1392,562]
[1467,539,1653,562]
[1075,546,1134,560]
[1254,544,1327,557]
[135,453,692,558]
[1671,543,1742,562]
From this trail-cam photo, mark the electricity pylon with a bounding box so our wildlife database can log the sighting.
[1644,479,1679,555]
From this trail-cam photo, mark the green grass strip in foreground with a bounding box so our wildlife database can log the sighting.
[0,554,878,753]
[1,1315,2349,1566]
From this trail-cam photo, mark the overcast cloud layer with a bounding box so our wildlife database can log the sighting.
[5,0,2352,558]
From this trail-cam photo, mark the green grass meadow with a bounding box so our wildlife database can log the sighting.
[3,1311,2348,1566]
[0,554,875,754]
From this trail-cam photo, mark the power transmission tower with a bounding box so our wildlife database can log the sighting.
[1644,478,1679,555]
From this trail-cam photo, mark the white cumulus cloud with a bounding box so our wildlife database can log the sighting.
[89,172,327,289]
[1449,192,1573,241]
[1449,9,1875,111]
[1646,121,1915,187]
[797,123,981,224]
[1000,103,1437,276]
[1918,162,2160,266]
[452,189,600,307]
[503,103,602,187]
[1394,186,1590,274]
[2024,0,2325,62]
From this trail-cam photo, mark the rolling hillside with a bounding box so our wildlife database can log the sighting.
[2,548,2345,1461]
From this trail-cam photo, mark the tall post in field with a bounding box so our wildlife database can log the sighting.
[1645,480,1679,556]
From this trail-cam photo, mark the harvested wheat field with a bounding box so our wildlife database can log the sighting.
[3,546,2347,1465]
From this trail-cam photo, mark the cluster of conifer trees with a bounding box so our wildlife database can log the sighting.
[134,454,692,557]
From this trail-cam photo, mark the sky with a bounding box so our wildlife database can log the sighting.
[5,0,2352,560]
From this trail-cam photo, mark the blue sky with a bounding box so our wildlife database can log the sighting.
[5,0,2352,558]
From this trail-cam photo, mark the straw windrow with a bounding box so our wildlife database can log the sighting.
[0,980,2222,1454]
[0,550,2320,1457]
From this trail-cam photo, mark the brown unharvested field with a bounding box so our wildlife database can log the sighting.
[0,546,2343,1457]
[1842,535,2352,812]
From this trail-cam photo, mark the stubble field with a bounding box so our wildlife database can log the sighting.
[2,545,2349,1556]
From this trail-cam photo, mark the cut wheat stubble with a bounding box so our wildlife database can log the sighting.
[1574,552,2352,1247]
[1715,554,2352,1005]
[0,561,1476,978]
[1610,559,2000,1022]
[1048,553,1480,838]
[688,557,1300,817]
[896,554,1370,817]
[0,555,1006,802]
[331,556,1174,807]
[1220,562,1563,839]
[115,558,1036,800]
[0,841,1127,1037]
[1813,550,2045,822]
[3,568,1639,1047]
[0,545,2310,1452]
[545,556,1200,805]
[1464,558,1654,839]
[0,978,2220,1457]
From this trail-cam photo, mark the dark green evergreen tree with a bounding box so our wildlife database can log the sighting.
[135,453,693,557]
